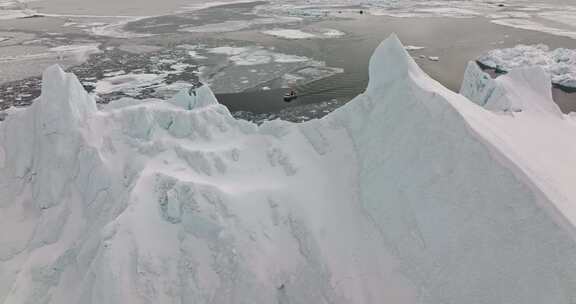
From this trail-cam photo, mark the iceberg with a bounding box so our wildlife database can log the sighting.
[461,60,561,114]
[2,34,576,304]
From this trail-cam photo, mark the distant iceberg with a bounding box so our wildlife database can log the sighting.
[2,35,576,304]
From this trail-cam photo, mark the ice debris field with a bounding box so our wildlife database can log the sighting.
[2,35,576,304]
[479,44,576,89]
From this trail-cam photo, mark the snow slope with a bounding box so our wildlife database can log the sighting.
[2,35,576,304]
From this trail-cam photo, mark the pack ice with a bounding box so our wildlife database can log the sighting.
[2,34,576,304]
[478,44,576,89]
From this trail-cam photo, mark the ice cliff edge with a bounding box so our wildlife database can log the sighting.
[460,60,562,115]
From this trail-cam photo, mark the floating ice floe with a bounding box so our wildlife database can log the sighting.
[180,16,301,33]
[182,20,256,33]
[49,43,101,61]
[282,66,344,87]
[0,0,38,20]
[486,11,532,19]
[202,45,342,93]
[187,50,207,60]
[478,44,576,89]
[368,4,482,18]
[117,44,164,54]
[261,28,345,39]
[208,46,309,65]
[0,43,101,63]
[428,56,440,61]
[176,44,209,60]
[89,17,154,38]
[178,0,270,12]
[491,18,576,40]
[0,9,34,19]
[404,45,425,51]
[320,29,345,37]
[3,34,576,304]
[414,7,480,17]
[94,61,196,97]
[95,73,165,95]
[262,29,317,39]
[200,46,343,93]
[538,11,576,29]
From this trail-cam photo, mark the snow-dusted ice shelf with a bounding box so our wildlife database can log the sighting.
[2,35,576,304]
[478,44,576,89]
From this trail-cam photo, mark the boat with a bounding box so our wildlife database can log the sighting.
[283,91,298,102]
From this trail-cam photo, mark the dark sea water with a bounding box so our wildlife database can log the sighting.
[2,1,576,120]
[214,15,576,115]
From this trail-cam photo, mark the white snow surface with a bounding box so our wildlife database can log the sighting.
[478,44,576,88]
[3,35,576,304]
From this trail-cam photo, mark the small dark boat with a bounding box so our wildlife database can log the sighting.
[283,91,298,102]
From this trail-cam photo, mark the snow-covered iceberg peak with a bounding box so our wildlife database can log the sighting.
[1,65,100,211]
[39,64,97,127]
[367,34,425,96]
